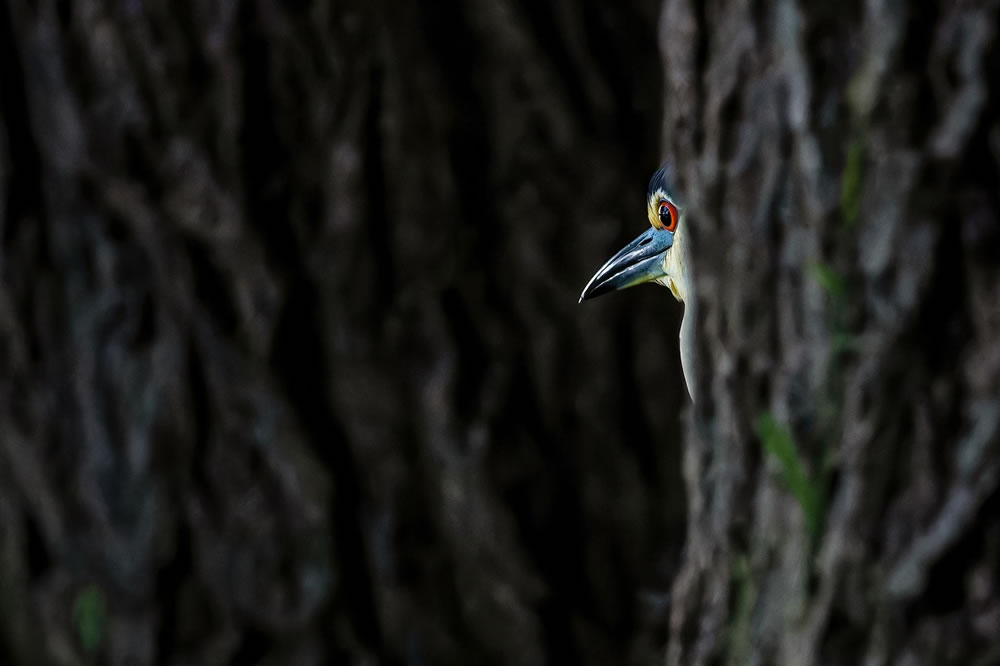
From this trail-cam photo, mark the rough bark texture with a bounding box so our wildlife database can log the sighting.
[662,0,1000,664]
[1,1,998,666]
[0,1,684,665]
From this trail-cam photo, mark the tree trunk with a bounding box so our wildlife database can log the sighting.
[1,1,998,665]
[0,1,682,665]
[660,0,1000,664]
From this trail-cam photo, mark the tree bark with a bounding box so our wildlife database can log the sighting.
[1,0,998,665]
[0,1,683,665]
[660,0,1000,664]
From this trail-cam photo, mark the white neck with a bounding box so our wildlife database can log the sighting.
[668,220,689,303]
[656,216,696,400]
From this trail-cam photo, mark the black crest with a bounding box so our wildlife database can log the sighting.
[647,160,676,199]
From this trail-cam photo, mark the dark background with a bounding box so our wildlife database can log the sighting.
[1,1,999,665]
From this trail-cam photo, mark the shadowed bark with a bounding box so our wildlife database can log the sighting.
[0,1,683,665]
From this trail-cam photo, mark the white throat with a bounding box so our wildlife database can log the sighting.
[654,217,689,304]
[655,218,696,401]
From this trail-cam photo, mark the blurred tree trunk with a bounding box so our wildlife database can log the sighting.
[660,0,1000,664]
[0,1,684,666]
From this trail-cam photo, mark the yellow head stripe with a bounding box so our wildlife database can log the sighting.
[648,188,668,230]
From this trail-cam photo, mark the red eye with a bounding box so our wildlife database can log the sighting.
[658,200,678,232]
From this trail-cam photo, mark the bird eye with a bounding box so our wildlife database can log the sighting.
[658,200,678,232]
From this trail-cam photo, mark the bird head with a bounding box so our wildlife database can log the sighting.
[579,165,687,303]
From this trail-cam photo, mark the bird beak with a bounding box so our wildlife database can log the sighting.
[579,227,673,302]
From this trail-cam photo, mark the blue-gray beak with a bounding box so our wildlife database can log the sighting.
[579,227,673,302]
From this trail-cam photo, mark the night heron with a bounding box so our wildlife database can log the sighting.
[579,164,696,400]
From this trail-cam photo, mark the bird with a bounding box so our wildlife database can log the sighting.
[578,164,696,400]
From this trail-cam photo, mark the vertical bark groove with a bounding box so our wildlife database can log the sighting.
[661,0,1000,663]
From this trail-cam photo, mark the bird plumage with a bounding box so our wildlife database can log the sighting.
[579,163,695,400]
